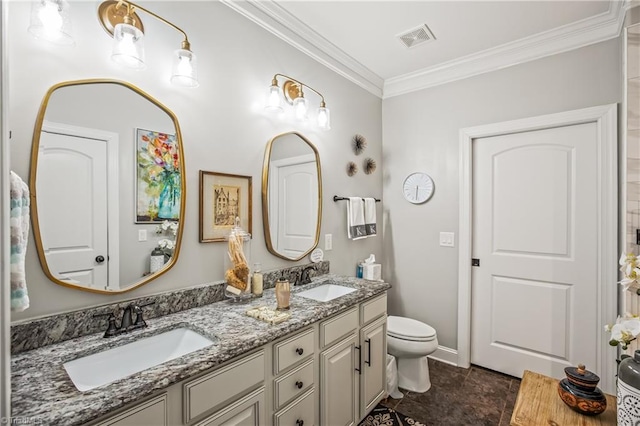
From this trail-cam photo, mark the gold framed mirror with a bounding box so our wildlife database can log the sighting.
[262,131,322,261]
[29,79,186,294]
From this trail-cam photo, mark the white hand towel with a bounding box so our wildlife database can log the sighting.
[10,171,30,312]
[347,197,367,240]
[364,198,377,237]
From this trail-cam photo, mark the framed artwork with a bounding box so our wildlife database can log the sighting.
[135,128,181,223]
[199,171,252,242]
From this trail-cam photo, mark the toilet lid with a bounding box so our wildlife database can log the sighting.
[387,316,436,341]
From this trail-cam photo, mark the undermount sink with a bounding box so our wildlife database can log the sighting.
[296,283,357,302]
[63,328,215,392]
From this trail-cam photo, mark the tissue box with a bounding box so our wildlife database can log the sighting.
[363,263,382,281]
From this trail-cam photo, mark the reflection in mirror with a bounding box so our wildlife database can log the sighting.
[262,132,322,261]
[30,80,185,294]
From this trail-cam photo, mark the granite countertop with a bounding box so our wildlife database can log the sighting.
[11,275,391,426]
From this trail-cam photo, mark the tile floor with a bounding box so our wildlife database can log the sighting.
[381,359,521,426]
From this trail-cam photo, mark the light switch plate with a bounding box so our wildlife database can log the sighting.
[440,232,454,247]
[138,229,147,242]
[325,234,333,251]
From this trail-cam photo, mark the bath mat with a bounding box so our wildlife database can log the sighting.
[359,404,426,426]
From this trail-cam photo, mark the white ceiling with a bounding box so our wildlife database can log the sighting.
[277,1,610,80]
[221,1,631,97]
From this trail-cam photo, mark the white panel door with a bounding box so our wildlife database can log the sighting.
[471,123,598,380]
[38,131,109,288]
[276,161,318,258]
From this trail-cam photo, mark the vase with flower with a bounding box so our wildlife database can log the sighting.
[607,252,640,424]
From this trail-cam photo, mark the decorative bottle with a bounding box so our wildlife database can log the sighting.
[224,217,252,300]
[275,277,290,310]
[618,350,640,425]
[252,263,263,297]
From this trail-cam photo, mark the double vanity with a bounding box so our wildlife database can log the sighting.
[11,275,390,425]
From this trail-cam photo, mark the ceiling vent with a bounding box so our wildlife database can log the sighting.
[397,24,436,49]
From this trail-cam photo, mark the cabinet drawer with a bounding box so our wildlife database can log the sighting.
[273,328,315,374]
[184,351,265,423]
[320,307,358,349]
[274,388,316,426]
[274,359,314,410]
[95,394,167,426]
[360,293,387,325]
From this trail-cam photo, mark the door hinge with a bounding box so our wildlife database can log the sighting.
[472,258,480,267]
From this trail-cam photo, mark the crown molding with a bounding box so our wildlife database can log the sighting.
[222,1,631,101]
[220,0,383,98]
[383,1,629,98]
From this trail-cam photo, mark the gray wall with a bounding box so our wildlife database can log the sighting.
[382,39,622,350]
[9,1,383,321]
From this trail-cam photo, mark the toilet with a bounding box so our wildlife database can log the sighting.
[386,315,438,393]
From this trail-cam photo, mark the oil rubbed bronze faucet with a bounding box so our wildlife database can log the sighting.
[93,301,155,338]
[298,265,317,286]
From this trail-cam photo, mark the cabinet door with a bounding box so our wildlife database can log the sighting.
[194,387,265,426]
[360,317,387,417]
[94,394,167,426]
[320,334,359,426]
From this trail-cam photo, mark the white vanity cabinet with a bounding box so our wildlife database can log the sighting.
[319,293,387,425]
[85,291,387,426]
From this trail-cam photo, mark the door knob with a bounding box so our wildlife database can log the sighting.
[95,255,105,263]
[295,347,304,355]
[295,381,304,389]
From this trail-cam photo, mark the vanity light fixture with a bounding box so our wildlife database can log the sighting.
[28,0,75,46]
[265,74,331,130]
[97,0,199,87]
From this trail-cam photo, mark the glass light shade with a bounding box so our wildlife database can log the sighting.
[112,23,145,69]
[28,0,74,46]
[317,106,331,130]
[265,85,284,113]
[171,49,199,88]
[293,96,308,121]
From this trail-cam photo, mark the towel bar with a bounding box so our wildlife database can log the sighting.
[333,196,381,202]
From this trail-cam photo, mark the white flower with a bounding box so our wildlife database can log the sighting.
[155,220,179,236]
[619,252,640,292]
[157,238,175,251]
[606,313,640,349]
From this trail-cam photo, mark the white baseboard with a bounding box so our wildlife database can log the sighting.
[428,345,458,366]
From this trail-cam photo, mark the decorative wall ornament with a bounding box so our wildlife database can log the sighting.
[364,158,377,175]
[347,161,358,176]
[353,134,367,155]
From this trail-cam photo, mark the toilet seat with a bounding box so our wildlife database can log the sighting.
[387,316,437,342]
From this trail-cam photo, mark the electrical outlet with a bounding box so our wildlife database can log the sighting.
[440,232,455,247]
[138,229,147,242]
[325,234,333,251]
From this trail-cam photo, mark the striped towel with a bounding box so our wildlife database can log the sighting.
[10,171,30,312]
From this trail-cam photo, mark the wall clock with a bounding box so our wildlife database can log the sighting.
[403,172,434,204]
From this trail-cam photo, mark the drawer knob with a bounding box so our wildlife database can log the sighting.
[296,420,304,426]
[295,380,304,389]
[295,347,304,355]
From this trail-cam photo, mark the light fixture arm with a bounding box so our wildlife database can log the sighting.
[273,73,326,106]
[115,0,191,49]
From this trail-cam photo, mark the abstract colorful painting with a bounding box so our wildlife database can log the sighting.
[136,128,181,223]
